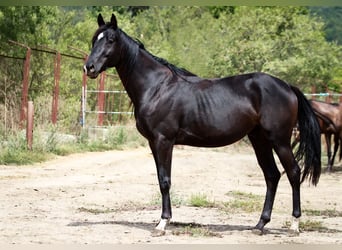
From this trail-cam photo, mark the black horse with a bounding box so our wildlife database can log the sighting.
[84,14,321,236]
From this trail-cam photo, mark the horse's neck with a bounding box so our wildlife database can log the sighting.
[116,49,171,106]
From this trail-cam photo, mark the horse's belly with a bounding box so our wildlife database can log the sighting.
[175,125,252,147]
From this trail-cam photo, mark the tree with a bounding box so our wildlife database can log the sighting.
[0,6,59,55]
[129,6,341,91]
[310,7,342,45]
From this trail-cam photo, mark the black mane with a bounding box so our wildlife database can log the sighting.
[133,38,197,77]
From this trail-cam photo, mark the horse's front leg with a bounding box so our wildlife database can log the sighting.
[149,137,174,236]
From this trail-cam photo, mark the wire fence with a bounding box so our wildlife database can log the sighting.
[304,93,342,104]
[81,72,134,129]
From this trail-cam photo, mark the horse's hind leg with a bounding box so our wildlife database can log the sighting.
[329,134,339,171]
[248,129,281,235]
[325,133,333,171]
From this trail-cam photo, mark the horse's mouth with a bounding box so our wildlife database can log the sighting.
[87,72,100,79]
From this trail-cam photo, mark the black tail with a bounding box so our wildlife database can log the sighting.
[291,86,321,185]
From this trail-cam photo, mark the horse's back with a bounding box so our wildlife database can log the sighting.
[310,100,341,129]
[215,72,298,115]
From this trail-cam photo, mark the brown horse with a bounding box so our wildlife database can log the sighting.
[310,100,342,171]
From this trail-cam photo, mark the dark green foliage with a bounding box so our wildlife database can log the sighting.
[310,7,342,45]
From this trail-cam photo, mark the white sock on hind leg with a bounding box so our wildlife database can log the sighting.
[289,216,300,234]
[155,218,169,231]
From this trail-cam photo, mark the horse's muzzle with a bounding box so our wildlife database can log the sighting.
[83,64,99,79]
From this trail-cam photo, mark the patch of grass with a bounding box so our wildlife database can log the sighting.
[77,206,116,214]
[0,147,53,165]
[105,126,127,148]
[189,193,215,208]
[283,219,339,233]
[303,209,342,217]
[171,223,222,238]
[300,220,326,232]
[0,125,147,165]
[222,190,263,213]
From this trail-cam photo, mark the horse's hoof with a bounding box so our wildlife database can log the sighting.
[251,228,264,235]
[151,229,166,237]
[287,229,300,237]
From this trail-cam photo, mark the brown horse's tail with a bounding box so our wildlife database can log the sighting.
[291,86,321,185]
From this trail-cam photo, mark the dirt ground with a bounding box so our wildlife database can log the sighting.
[0,144,341,244]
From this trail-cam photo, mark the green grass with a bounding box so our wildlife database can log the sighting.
[171,223,222,238]
[283,219,340,233]
[77,206,116,215]
[303,209,342,217]
[222,190,263,213]
[189,193,216,208]
[0,148,53,165]
[150,190,263,213]
[0,125,146,165]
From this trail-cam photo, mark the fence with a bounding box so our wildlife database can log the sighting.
[0,41,135,138]
[304,93,342,104]
[306,86,342,103]
[0,53,25,133]
[0,40,341,138]
[81,72,134,129]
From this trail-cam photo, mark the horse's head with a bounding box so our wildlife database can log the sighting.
[84,14,121,79]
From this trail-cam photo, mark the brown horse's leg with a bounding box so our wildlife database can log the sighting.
[325,133,333,171]
[273,142,301,235]
[248,130,281,235]
[148,137,174,236]
[330,134,339,171]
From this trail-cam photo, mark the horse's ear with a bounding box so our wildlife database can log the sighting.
[97,13,105,27]
[110,13,118,30]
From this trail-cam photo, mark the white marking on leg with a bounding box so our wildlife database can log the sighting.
[83,65,87,74]
[155,218,169,231]
[289,216,300,235]
[97,32,104,41]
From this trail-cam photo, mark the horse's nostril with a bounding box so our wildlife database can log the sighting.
[89,65,95,73]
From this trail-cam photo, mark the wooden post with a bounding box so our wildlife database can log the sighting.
[325,87,331,103]
[311,85,316,100]
[27,101,34,150]
[20,48,31,128]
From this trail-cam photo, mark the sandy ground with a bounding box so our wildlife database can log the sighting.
[0,143,341,244]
